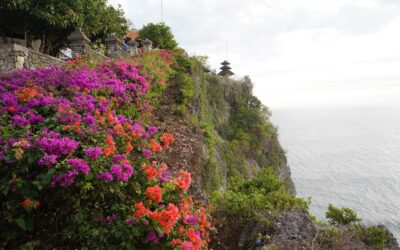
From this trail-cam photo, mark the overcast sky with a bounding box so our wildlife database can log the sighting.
[109,0,400,108]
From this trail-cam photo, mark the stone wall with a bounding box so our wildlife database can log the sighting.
[27,49,65,69]
[0,43,64,73]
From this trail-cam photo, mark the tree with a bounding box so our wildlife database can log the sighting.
[0,0,129,54]
[139,22,178,50]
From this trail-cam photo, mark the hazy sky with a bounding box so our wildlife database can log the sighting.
[109,0,400,108]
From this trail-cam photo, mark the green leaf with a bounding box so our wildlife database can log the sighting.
[27,155,36,164]
[85,172,94,181]
[42,106,50,114]
[15,218,26,231]
[82,182,93,191]
[0,185,9,196]
[32,180,43,191]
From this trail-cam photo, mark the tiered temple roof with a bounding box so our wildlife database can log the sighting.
[218,60,234,77]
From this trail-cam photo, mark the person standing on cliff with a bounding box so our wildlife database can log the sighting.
[59,42,73,61]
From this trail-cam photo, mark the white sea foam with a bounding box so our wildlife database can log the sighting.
[272,104,400,240]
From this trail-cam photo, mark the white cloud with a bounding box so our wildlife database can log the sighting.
[108,0,400,108]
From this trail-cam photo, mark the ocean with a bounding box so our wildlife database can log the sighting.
[271,104,400,239]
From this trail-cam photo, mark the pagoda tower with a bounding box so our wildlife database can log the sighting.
[218,60,234,77]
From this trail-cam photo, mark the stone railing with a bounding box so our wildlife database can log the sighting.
[0,43,65,73]
[0,27,153,73]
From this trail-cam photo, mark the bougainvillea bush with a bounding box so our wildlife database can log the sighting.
[0,57,210,249]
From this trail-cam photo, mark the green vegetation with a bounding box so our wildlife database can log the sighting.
[325,204,361,226]
[314,205,390,249]
[126,50,173,107]
[210,168,308,218]
[363,226,388,249]
[186,58,294,193]
[0,0,129,54]
[315,224,390,250]
[139,22,178,49]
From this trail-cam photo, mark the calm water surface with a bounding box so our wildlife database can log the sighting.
[271,104,400,239]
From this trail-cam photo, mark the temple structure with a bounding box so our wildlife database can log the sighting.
[218,60,234,77]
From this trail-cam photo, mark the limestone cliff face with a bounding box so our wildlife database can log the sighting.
[189,68,296,195]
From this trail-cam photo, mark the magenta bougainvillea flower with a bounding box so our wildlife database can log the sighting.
[85,147,103,160]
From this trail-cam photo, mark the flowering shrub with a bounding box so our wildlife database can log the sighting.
[0,58,210,249]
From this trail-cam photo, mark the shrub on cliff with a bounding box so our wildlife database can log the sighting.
[0,55,210,249]
[210,168,308,217]
[325,204,361,226]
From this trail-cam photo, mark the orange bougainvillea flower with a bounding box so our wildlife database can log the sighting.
[132,132,143,138]
[175,170,191,191]
[34,201,40,208]
[145,185,163,203]
[152,203,180,234]
[17,87,38,103]
[149,139,162,152]
[134,202,148,219]
[104,147,115,156]
[171,239,182,247]
[8,106,16,113]
[187,228,202,250]
[142,164,157,181]
[95,110,106,126]
[106,112,115,124]
[106,135,115,146]
[113,124,123,135]
[125,142,133,153]
[104,135,116,156]
[22,198,31,207]
[124,123,132,131]
[161,132,174,149]
[73,121,80,132]
[63,125,71,131]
